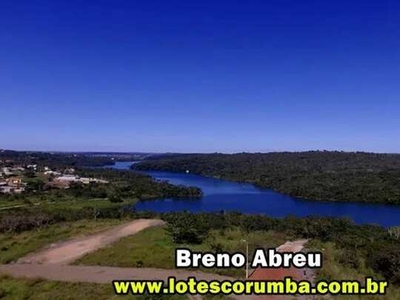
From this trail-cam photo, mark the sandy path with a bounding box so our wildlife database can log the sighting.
[16,219,165,265]
[0,264,234,283]
[276,239,308,253]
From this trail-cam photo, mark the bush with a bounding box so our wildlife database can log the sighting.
[367,244,400,284]
[338,249,360,269]
[108,193,123,203]
[0,212,53,233]
[0,206,135,233]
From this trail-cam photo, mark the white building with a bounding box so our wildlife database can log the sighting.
[55,175,79,182]
[44,170,62,176]
[2,168,13,176]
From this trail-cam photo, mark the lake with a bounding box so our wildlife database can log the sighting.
[111,161,400,227]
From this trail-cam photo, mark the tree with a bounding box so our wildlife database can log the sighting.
[108,192,123,203]
[25,179,45,192]
[164,212,208,244]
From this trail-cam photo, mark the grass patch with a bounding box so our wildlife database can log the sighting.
[0,195,137,211]
[0,219,129,264]
[0,276,187,300]
[75,226,287,277]
[31,198,136,209]
[0,199,30,210]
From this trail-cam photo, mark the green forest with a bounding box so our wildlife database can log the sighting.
[135,151,400,204]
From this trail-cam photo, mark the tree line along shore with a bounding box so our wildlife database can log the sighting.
[135,151,400,204]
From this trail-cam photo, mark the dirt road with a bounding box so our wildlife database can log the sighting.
[276,239,308,253]
[16,219,165,265]
[0,264,233,283]
[2,218,236,289]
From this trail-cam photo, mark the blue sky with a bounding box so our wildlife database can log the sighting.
[1,0,399,153]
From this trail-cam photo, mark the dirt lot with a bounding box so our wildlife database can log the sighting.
[16,219,165,265]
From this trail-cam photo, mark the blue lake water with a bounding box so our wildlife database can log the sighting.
[111,161,400,227]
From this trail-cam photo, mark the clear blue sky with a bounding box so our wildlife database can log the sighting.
[1,0,399,153]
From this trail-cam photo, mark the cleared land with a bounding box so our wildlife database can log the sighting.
[75,226,287,277]
[16,219,165,265]
[0,219,129,264]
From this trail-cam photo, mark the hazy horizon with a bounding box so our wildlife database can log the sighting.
[2,147,400,155]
